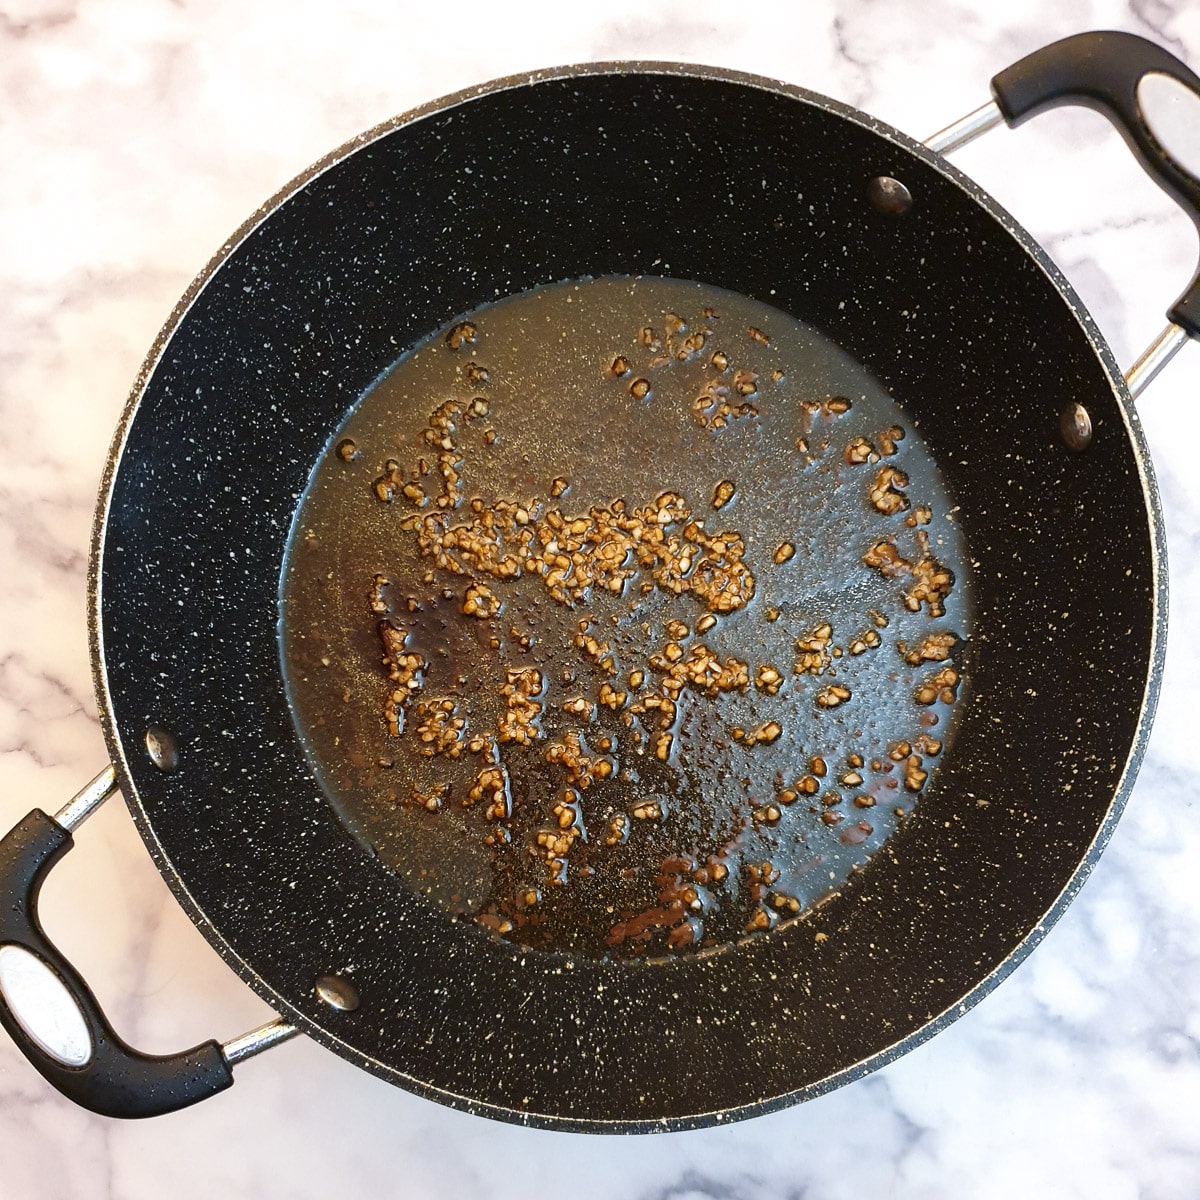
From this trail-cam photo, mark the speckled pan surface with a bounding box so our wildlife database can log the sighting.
[88,62,1164,1131]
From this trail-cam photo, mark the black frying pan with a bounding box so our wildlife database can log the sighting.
[0,31,1196,1130]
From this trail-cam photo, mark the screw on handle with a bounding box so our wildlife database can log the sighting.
[990,30,1200,339]
[0,808,233,1118]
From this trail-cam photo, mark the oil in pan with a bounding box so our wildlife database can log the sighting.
[279,275,974,960]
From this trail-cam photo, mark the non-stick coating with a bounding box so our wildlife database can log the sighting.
[90,64,1163,1130]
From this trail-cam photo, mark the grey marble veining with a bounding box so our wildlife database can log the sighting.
[2,0,1199,1195]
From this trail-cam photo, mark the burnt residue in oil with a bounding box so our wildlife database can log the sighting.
[279,276,974,961]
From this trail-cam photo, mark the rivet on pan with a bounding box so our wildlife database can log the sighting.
[867,176,913,215]
[315,974,360,1012]
[144,726,179,772]
[1060,402,1093,452]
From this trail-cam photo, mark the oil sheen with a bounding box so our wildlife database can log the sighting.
[279,275,973,961]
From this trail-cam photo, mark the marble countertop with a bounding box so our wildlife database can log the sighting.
[3,1,1200,1196]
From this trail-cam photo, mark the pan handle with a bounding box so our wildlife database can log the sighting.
[988,30,1200,342]
[0,767,297,1118]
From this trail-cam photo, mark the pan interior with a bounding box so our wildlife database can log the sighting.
[97,65,1159,1125]
[279,274,974,961]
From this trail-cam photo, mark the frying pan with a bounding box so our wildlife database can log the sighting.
[0,30,1196,1130]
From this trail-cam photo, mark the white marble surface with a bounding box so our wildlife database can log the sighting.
[3,0,1200,1195]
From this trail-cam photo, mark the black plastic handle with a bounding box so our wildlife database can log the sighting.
[0,809,232,1117]
[991,30,1200,338]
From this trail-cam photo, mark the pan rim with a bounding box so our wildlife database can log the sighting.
[85,58,1167,1132]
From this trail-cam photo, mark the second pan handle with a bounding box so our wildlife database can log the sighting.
[989,30,1200,340]
[0,805,233,1117]
[0,767,298,1118]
